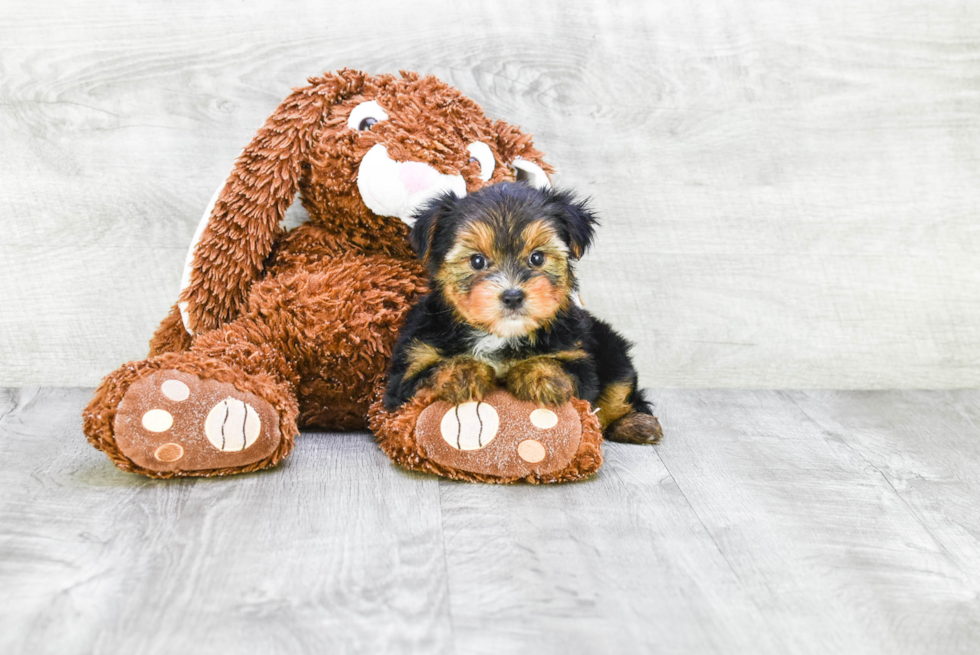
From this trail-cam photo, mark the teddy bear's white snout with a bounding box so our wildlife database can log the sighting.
[356,144,467,227]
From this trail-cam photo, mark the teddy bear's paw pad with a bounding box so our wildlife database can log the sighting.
[439,401,500,450]
[113,370,281,473]
[416,390,582,479]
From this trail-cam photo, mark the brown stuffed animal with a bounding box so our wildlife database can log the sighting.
[82,69,604,482]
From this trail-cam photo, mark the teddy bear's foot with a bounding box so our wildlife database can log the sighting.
[111,369,285,475]
[372,389,603,483]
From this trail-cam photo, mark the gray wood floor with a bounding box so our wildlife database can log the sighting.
[1,389,978,654]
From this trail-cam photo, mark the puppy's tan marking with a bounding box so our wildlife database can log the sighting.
[551,348,588,362]
[594,381,635,429]
[404,340,444,380]
[519,220,562,255]
[461,221,500,262]
[523,275,568,328]
[455,278,504,328]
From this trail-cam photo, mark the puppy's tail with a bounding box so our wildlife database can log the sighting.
[601,388,663,444]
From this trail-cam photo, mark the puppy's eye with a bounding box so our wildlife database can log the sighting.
[346,100,389,131]
[529,251,546,267]
[470,254,487,271]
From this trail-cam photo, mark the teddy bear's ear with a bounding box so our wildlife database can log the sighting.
[178,70,367,335]
[547,188,599,260]
[492,119,555,189]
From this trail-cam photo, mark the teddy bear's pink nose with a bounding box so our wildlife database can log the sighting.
[399,161,442,195]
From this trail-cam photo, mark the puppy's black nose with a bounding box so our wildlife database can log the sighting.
[500,288,526,309]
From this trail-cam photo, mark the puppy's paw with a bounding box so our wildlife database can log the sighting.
[606,412,663,444]
[506,358,575,407]
[430,358,497,405]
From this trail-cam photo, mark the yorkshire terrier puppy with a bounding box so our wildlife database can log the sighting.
[384,182,662,444]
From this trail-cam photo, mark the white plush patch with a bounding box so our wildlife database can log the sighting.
[204,397,261,452]
[357,144,467,227]
[346,100,388,130]
[510,157,551,189]
[440,401,499,451]
[161,379,190,402]
[529,408,559,429]
[467,142,495,182]
[178,182,225,335]
[141,409,174,433]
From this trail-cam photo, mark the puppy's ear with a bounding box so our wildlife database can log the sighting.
[178,69,366,334]
[548,189,598,259]
[493,119,555,188]
[410,191,459,270]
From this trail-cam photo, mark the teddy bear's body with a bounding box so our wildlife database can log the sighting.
[149,222,426,430]
[83,70,611,481]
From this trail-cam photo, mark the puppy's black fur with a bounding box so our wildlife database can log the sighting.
[384,182,661,444]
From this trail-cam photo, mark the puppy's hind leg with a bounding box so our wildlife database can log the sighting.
[597,381,663,444]
[587,317,662,443]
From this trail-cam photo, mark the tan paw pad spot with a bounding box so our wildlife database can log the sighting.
[529,408,558,429]
[141,409,174,433]
[204,397,262,452]
[440,401,499,450]
[154,443,184,462]
[161,379,190,401]
[517,439,546,463]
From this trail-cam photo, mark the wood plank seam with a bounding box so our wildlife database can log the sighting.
[435,480,459,655]
[634,448,784,641]
[786,392,965,566]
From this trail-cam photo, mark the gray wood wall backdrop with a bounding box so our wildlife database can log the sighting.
[2,0,978,388]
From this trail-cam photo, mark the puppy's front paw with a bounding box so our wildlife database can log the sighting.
[430,358,497,405]
[506,358,575,407]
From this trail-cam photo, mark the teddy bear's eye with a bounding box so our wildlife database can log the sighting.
[347,100,389,131]
[470,254,487,270]
[529,251,545,267]
[466,142,495,182]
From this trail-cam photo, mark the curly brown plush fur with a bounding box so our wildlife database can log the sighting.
[83,69,603,481]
